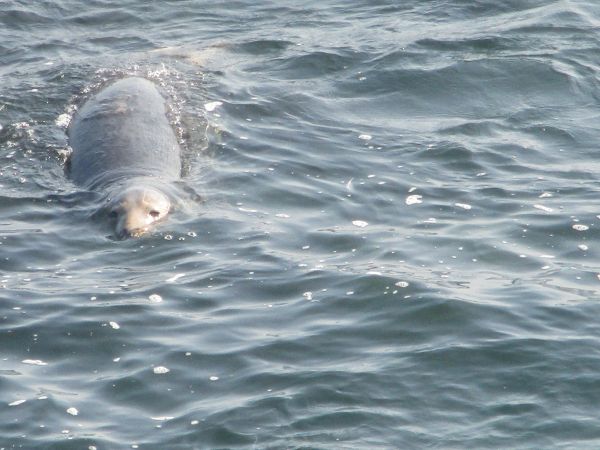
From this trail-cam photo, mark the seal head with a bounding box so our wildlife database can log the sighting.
[108,185,171,239]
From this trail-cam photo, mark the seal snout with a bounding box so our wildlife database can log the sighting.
[109,186,171,239]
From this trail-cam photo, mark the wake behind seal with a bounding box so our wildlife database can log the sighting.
[68,77,182,238]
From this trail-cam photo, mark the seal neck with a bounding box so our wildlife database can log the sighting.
[84,169,175,191]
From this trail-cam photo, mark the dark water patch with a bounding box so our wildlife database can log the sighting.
[233,39,294,56]
[438,119,504,137]
[67,9,142,27]
[429,0,554,20]
[268,50,359,80]
[0,7,56,29]
[82,35,155,52]
[413,141,486,174]
[416,36,519,52]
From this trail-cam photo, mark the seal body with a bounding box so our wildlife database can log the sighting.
[68,77,182,238]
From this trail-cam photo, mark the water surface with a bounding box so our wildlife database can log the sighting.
[2,1,600,448]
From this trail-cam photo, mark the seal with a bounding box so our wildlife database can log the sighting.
[68,77,182,238]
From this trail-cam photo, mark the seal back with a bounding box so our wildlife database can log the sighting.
[68,77,181,188]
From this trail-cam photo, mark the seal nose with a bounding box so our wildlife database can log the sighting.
[115,212,151,239]
[118,226,146,239]
[117,214,148,239]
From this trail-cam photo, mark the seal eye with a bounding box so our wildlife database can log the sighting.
[149,210,160,218]
[109,210,118,219]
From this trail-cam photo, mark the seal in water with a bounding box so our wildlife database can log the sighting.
[68,77,181,238]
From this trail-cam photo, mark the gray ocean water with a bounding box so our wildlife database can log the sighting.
[2,0,600,448]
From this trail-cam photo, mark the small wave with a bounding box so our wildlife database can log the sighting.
[67,9,140,26]
[233,39,293,55]
[269,50,359,79]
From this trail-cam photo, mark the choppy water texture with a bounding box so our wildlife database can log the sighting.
[3,0,600,448]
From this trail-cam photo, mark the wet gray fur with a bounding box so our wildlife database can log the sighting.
[68,77,181,189]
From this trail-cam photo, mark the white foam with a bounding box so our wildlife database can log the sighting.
[66,407,78,416]
[406,195,422,205]
[153,366,170,374]
[352,220,368,228]
[204,101,223,112]
[9,399,26,406]
[148,294,163,303]
[573,224,589,231]
[55,113,71,128]
[534,204,553,212]
[455,203,472,210]
[22,359,47,366]
[166,273,185,283]
[109,321,120,330]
